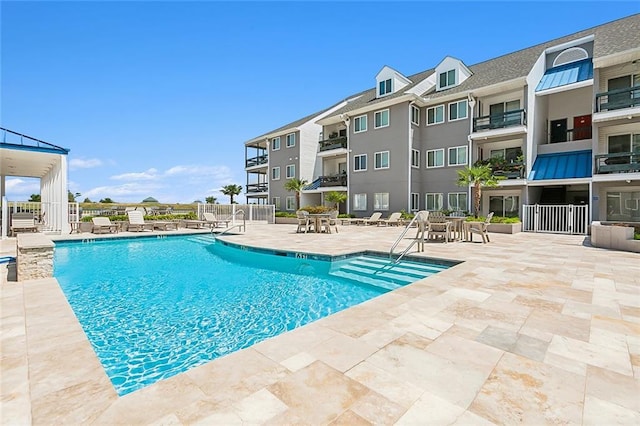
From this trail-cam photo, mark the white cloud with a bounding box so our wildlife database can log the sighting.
[84,182,163,200]
[4,178,41,201]
[69,158,103,170]
[110,168,159,181]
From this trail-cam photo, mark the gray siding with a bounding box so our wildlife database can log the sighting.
[268,130,301,210]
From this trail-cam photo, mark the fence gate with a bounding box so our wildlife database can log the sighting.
[522,204,589,235]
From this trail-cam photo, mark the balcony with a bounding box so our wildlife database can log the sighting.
[319,136,347,153]
[246,183,268,193]
[595,152,640,174]
[474,157,525,180]
[245,155,268,168]
[320,174,347,187]
[595,86,640,112]
[548,126,592,144]
[473,109,526,132]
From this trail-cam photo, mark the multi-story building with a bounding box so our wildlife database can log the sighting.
[244,14,640,231]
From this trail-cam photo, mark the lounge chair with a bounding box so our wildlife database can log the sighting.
[203,212,231,229]
[296,210,313,233]
[10,213,38,236]
[92,217,118,234]
[377,212,403,226]
[183,219,206,229]
[426,212,451,243]
[467,212,494,243]
[127,210,177,231]
[318,210,339,234]
[360,212,383,226]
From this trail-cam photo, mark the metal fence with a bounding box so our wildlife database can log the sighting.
[522,204,589,235]
[198,204,275,224]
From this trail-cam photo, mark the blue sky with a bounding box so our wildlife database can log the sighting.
[2,1,639,203]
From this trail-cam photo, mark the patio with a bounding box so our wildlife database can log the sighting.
[1,224,639,424]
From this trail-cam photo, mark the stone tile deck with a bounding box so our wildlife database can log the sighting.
[1,224,639,424]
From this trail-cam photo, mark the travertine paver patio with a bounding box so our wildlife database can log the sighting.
[1,223,639,424]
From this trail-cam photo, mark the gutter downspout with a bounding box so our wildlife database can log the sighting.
[341,114,351,214]
[467,93,476,214]
[408,102,415,213]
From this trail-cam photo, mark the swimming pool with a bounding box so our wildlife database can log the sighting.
[54,235,453,395]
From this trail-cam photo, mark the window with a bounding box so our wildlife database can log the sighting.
[411,105,420,125]
[426,149,444,168]
[448,100,468,121]
[426,193,443,211]
[271,166,280,180]
[448,146,467,166]
[374,193,390,210]
[489,195,520,218]
[411,149,420,168]
[427,105,445,125]
[353,154,367,171]
[379,78,392,96]
[272,137,281,151]
[286,164,295,178]
[490,147,523,163]
[411,193,420,211]
[439,69,456,89]
[353,193,367,211]
[489,100,521,126]
[354,115,367,133]
[286,196,296,211]
[448,193,468,212]
[374,151,390,169]
[286,133,296,148]
[374,109,389,128]
[272,197,281,210]
[606,191,640,222]
[608,133,640,154]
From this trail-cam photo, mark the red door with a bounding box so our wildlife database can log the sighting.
[573,115,592,140]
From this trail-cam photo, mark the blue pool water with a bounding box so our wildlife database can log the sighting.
[54,235,451,395]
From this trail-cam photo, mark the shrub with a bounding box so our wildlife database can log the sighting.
[275,211,297,218]
[300,205,331,214]
[465,215,521,223]
[400,209,415,220]
[338,213,355,218]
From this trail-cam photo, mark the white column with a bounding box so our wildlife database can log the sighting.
[60,155,69,233]
[1,176,6,239]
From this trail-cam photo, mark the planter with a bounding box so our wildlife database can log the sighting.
[591,222,640,253]
[275,217,298,225]
[487,223,521,234]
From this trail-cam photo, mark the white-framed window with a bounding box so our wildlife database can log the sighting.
[489,195,520,218]
[448,100,468,121]
[286,164,295,178]
[439,69,456,89]
[272,197,281,210]
[354,115,367,133]
[286,196,296,211]
[374,109,389,129]
[286,133,296,148]
[411,149,420,168]
[353,193,367,211]
[411,193,420,212]
[427,105,445,125]
[490,147,523,163]
[426,149,445,168]
[374,151,390,169]
[271,166,280,180]
[426,193,443,211]
[272,137,281,151]
[448,146,468,166]
[448,193,468,212]
[353,154,367,172]
[411,105,420,125]
[379,78,392,96]
[374,193,390,210]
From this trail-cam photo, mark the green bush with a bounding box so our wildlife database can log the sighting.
[400,209,415,220]
[275,211,297,218]
[299,205,332,214]
[338,213,355,218]
[465,215,521,223]
[635,233,640,240]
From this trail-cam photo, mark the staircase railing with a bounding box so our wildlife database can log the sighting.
[389,211,429,263]
[212,209,246,238]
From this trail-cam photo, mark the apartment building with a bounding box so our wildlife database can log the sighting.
[244,14,640,231]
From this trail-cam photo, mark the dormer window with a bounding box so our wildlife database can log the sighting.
[379,79,392,96]
[439,70,456,90]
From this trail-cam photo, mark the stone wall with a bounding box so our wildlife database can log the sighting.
[16,234,55,281]
[590,222,640,253]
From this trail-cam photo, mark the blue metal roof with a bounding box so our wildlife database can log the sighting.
[535,58,593,92]
[303,178,322,190]
[529,150,592,180]
[1,127,69,154]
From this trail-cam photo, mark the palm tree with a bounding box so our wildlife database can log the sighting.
[456,165,503,218]
[324,191,346,211]
[284,178,308,210]
[221,184,242,204]
[205,196,217,204]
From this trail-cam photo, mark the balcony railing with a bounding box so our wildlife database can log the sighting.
[473,109,526,132]
[319,136,347,152]
[245,155,268,168]
[595,152,640,174]
[246,183,268,193]
[549,126,592,143]
[319,174,347,187]
[595,85,640,112]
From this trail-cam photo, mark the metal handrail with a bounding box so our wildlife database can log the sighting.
[212,209,246,238]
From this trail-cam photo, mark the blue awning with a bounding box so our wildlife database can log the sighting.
[535,58,593,92]
[528,150,592,180]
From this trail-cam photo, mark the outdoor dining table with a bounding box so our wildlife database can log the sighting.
[445,216,466,241]
[307,213,332,233]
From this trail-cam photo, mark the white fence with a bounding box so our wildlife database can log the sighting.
[198,204,275,224]
[522,204,589,235]
[1,201,79,235]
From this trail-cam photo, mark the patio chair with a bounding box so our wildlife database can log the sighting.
[468,212,494,243]
[318,210,339,234]
[10,213,38,236]
[360,212,383,226]
[203,212,231,229]
[426,212,451,243]
[377,212,403,227]
[127,210,176,232]
[296,210,313,233]
[92,217,118,234]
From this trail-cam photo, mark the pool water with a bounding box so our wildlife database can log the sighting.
[54,235,449,395]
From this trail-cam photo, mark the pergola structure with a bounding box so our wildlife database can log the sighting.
[1,127,70,239]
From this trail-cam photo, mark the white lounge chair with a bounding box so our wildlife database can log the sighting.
[377,212,403,226]
[359,212,382,226]
[92,217,118,234]
[203,212,231,228]
[127,210,176,232]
